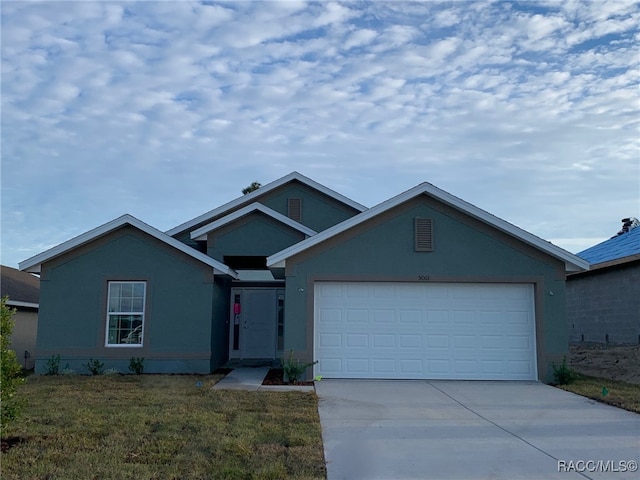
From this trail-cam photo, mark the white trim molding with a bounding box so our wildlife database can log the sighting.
[190,203,317,241]
[19,214,238,278]
[6,300,39,309]
[167,171,367,237]
[268,182,590,273]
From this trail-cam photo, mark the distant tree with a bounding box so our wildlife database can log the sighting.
[242,182,261,195]
[1,296,24,435]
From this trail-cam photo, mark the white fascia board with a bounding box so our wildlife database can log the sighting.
[190,203,317,240]
[19,214,238,279]
[166,171,367,237]
[6,300,39,309]
[267,182,589,273]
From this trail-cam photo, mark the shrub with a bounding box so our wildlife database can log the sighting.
[282,350,317,384]
[129,357,144,375]
[61,365,77,375]
[44,354,61,375]
[85,358,104,375]
[103,368,120,376]
[1,297,25,434]
[552,356,577,385]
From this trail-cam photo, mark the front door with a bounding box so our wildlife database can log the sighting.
[230,288,279,359]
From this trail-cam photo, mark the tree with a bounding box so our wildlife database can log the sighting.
[242,181,261,195]
[1,296,24,435]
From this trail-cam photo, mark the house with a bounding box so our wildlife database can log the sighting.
[19,172,588,381]
[567,219,640,345]
[1,265,40,369]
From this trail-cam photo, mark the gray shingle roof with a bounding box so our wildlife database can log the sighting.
[1,265,40,304]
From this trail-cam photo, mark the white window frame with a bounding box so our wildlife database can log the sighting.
[105,281,146,348]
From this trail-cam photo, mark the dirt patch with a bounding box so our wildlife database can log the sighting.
[1,436,26,453]
[262,368,314,386]
[568,344,640,384]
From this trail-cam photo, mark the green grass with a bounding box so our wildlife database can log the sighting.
[557,374,640,414]
[2,374,326,480]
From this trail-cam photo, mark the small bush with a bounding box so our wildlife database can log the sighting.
[1,297,25,434]
[61,364,77,375]
[44,354,61,375]
[103,368,120,376]
[85,358,104,375]
[552,356,577,385]
[129,357,144,375]
[282,350,317,384]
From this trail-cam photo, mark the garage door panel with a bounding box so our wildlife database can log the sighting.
[318,283,342,298]
[506,335,531,349]
[346,334,368,347]
[318,308,341,323]
[400,335,422,348]
[427,334,449,348]
[452,311,475,324]
[399,310,421,323]
[372,334,395,347]
[428,310,449,323]
[345,309,367,323]
[508,360,534,375]
[318,333,341,348]
[345,358,368,373]
[314,282,536,380]
[372,309,394,323]
[319,357,342,374]
[399,359,423,373]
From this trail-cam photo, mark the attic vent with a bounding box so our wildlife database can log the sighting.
[288,198,302,222]
[415,218,433,252]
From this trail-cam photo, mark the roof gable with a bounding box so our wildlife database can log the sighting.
[267,182,589,273]
[578,227,640,265]
[190,203,317,241]
[19,215,238,278]
[166,172,366,237]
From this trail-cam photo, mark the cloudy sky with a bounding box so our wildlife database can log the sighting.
[2,0,638,269]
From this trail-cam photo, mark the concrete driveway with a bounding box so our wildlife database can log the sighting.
[316,380,640,480]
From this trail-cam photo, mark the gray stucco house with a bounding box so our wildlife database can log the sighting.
[567,219,640,345]
[20,172,588,381]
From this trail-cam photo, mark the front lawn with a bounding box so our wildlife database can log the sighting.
[2,374,326,480]
[557,374,640,414]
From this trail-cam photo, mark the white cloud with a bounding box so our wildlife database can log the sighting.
[343,28,377,50]
[1,0,638,267]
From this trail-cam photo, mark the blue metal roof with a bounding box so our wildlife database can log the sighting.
[578,227,640,265]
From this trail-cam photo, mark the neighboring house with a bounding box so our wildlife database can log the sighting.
[567,219,640,345]
[19,172,588,381]
[1,265,40,369]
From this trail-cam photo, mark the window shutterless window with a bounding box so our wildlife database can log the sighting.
[106,281,146,347]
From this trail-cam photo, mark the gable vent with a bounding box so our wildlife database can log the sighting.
[288,198,302,222]
[415,217,433,252]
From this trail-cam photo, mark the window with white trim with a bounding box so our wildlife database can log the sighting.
[106,281,145,346]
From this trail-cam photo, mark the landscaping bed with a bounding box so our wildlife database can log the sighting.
[568,344,640,384]
[558,344,640,413]
[1,374,326,480]
[262,368,315,386]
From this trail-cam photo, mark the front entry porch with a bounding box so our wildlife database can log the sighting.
[228,287,284,361]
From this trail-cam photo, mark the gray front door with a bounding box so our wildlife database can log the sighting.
[236,289,277,359]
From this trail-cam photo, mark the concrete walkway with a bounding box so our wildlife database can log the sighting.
[316,380,640,480]
[212,367,314,392]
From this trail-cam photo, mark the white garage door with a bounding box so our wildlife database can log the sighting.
[314,282,536,380]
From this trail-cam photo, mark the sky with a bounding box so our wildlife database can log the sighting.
[2,0,639,269]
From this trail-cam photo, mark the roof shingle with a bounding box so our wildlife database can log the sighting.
[1,265,40,304]
[577,227,640,265]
